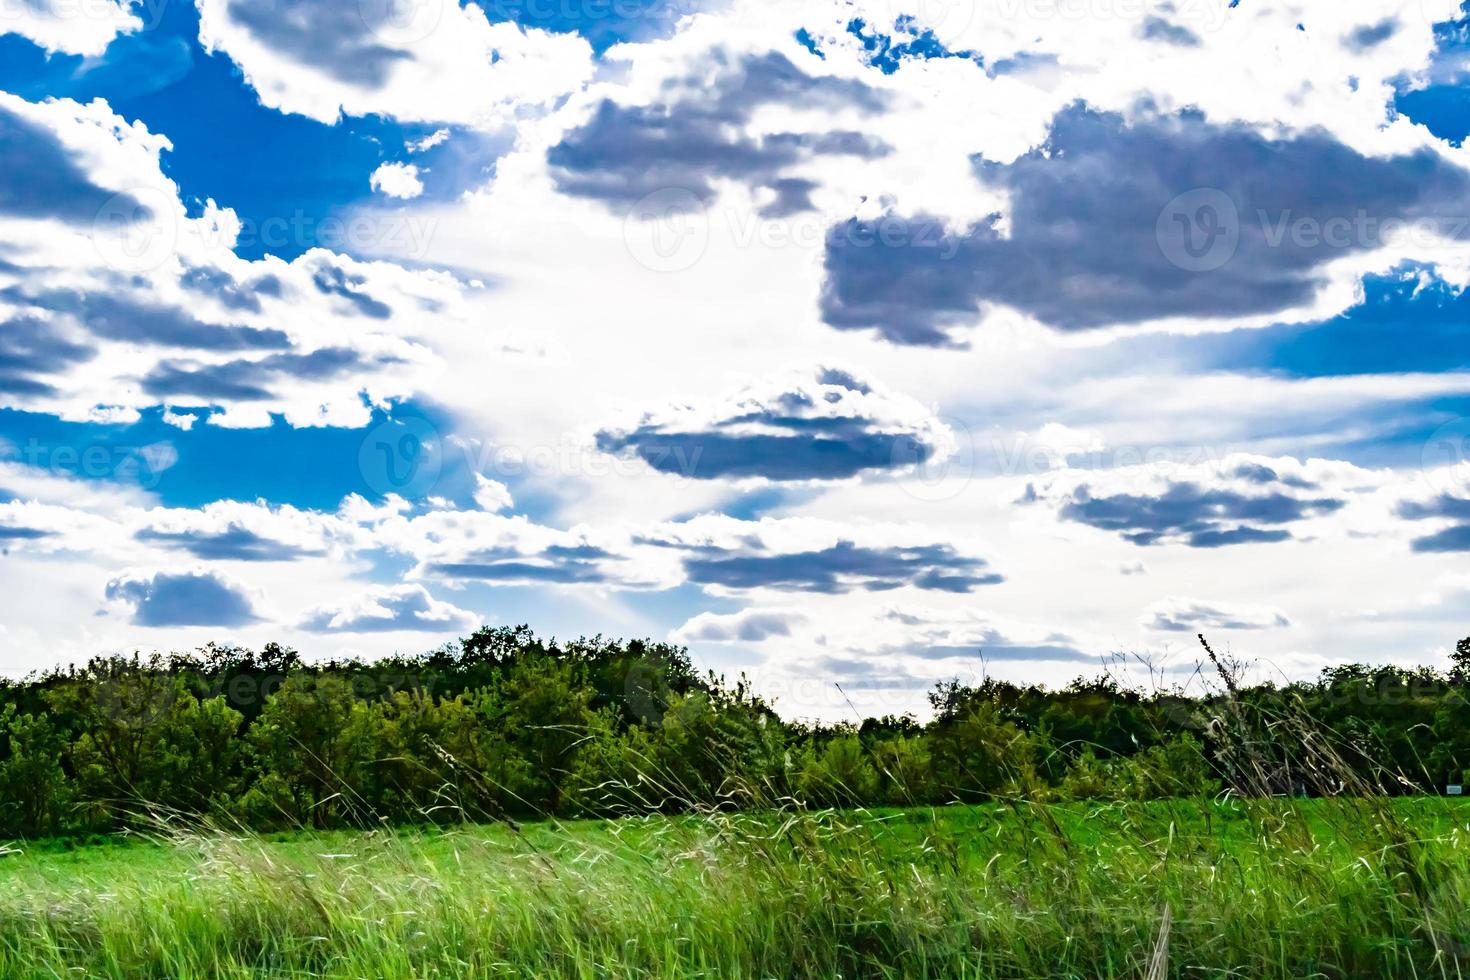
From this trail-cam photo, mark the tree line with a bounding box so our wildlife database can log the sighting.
[1,626,1468,838]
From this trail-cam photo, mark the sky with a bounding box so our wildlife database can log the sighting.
[3,0,1470,720]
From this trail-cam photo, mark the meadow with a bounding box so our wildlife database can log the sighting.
[3,796,1470,978]
[5,627,1470,976]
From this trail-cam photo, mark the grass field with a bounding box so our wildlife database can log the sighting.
[3,797,1470,978]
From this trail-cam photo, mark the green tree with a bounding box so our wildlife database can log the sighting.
[243,673,380,828]
[0,705,71,837]
[797,732,879,807]
[46,658,243,826]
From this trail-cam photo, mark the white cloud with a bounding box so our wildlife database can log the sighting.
[672,608,807,643]
[0,0,140,56]
[195,0,595,126]
[409,129,451,153]
[301,584,478,633]
[0,91,479,428]
[105,567,264,627]
[1141,596,1292,633]
[7,0,1470,717]
[471,475,514,513]
[594,364,954,482]
[370,162,425,199]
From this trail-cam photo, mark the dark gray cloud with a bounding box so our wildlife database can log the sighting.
[1398,492,1470,552]
[0,523,51,556]
[135,526,322,562]
[1347,18,1398,51]
[0,316,95,397]
[141,362,274,401]
[311,265,391,319]
[1051,481,1345,548]
[180,267,282,314]
[1143,599,1289,632]
[141,347,379,402]
[820,104,1470,345]
[911,641,1095,663]
[1411,525,1470,552]
[548,51,887,209]
[760,177,820,218]
[1140,16,1201,46]
[224,0,410,88]
[0,525,52,541]
[0,105,144,225]
[426,543,617,584]
[105,570,261,627]
[595,366,945,481]
[683,541,1003,593]
[5,289,290,351]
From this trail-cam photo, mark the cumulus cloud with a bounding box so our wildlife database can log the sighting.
[594,365,952,481]
[671,608,806,643]
[548,50,887,211]
[819,104,1470,345]
[300,584,478,633]
[105,569,263,627]
[368,502,1002,596]
[641,515,1003,594]
[370,162,424,199]
[1026,455,1366,548]
[0,91,472,427]
[472,475,514,513]
[1396,475,1470,552]
[0,0,140,56]
[1141,596,1291,633]
[131,501,357,562]
[195,0,594,125]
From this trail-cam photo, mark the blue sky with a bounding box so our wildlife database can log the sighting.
[3,0,1470,719]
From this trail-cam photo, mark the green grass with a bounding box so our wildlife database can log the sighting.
[3,798,1470,977]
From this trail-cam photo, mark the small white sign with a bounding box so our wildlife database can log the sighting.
[1448,785,1463,796]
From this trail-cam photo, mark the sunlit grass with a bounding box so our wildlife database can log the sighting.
[2,798,1469,978]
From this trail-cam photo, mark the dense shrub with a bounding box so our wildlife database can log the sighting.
[0,626,1467,838]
